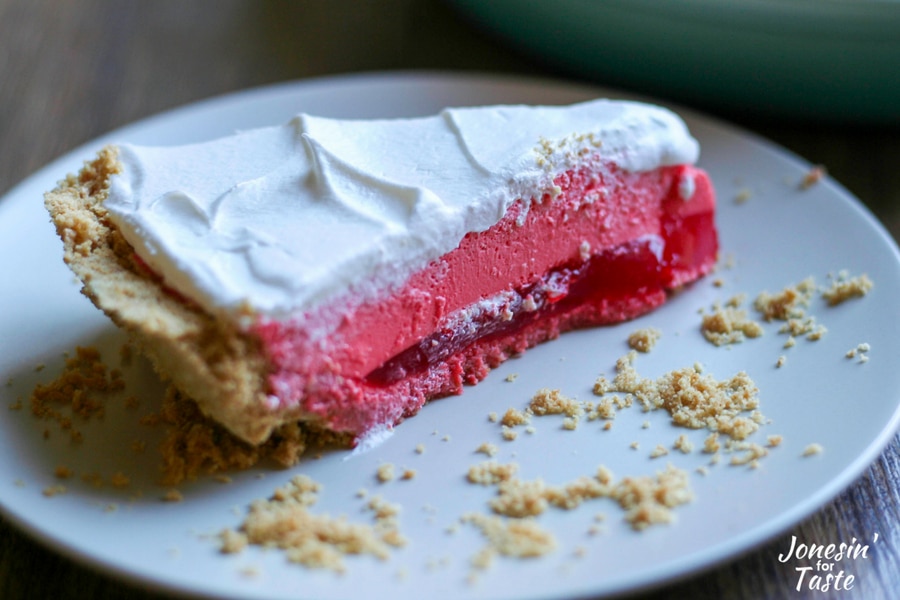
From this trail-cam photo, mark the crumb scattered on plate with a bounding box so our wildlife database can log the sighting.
[627,327,661,353]
[802,443,824,457]
[219,474,406,573]
[799,165,826,190]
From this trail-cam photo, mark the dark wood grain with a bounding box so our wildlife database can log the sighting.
[2,1,899,598]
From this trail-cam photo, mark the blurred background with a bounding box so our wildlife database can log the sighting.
[1,1,898,598]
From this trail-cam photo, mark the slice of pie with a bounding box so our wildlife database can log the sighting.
[44,99,717,446]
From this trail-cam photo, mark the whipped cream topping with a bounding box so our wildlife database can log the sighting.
[103,99,699,321]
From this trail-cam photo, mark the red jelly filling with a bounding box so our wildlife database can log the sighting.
[367,211,716,386]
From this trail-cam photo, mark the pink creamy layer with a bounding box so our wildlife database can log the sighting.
[252,161,717,437]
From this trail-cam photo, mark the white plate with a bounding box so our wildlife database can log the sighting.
[2,72,900,599]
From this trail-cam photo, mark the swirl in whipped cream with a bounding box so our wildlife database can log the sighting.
[103,99,699,320]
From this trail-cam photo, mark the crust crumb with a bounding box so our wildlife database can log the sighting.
[729,442,768,466]
[528,388,583,420]
[501,427,518,441]
[649,445,669,459]
[462,513,556,564]
[475,442,499,457]
[592,375,613,396]
[489,478,552,518]
[376,463,395,483]
[673,435,694,454]
[219,529,248,554]
[607,351,763,442]
[29,346,120,443]
[701,307,764,346]
[779,317,826,340]
[847,343,871,363]
[219,474,405,573]
[754,278,816,321]
[799,165,826,190]
[627,328,661,353]
[588,397,617,420]
[469,456,692,533]
[501,408,531,428]
[822,273,873,306]
[702,433,720,454]
[467,461,518,485]
[612,465,693,530]
[802,443,824,457]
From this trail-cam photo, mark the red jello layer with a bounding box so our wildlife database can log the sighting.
[251,161,717,438]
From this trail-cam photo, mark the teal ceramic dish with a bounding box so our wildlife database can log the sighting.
[447,0,900,124]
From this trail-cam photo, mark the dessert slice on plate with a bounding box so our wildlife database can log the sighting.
[44,99,717,447]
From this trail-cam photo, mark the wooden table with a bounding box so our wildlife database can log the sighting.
[1,1,899,598]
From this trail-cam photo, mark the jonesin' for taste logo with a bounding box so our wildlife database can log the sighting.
[778,533,878,592]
